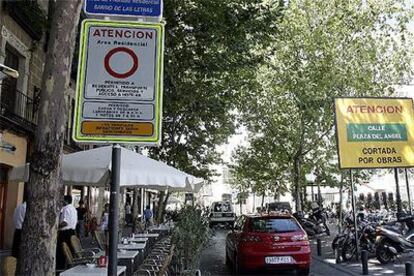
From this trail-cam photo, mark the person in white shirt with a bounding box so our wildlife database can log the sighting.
[100,203,109,232]
[12,198,26,258]
[56,195,78,269]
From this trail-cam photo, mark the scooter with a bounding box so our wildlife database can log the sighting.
[375,215,414,264]
[309,208,330,236]
[293,210,329,237]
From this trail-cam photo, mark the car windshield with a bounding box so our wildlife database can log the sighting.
[250,218,300,233]
[212,202,232,212]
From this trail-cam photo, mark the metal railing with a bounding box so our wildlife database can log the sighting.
[0,82,38,133]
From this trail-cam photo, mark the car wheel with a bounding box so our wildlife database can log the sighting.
[297,268,310,275]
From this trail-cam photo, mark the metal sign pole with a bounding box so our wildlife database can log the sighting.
[338,181,343,234]
[350,169,359,260]
[108,144,121,276]
[394,168,403,216]
[405,169,412,214]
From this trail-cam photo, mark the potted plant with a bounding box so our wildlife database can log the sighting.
[171,206,211,275]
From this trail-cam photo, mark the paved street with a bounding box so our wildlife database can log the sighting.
[200,229,356,276]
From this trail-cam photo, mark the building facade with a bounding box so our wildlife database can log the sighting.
[0,0,84,250]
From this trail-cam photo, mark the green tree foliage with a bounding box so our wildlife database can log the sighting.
[231,137,290,199]
[233,0,414,210]
[149,0,285,180]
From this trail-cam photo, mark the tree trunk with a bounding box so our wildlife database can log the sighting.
[155,191,171,223]
[311,185,314,202]
[261,193,265,208]
[156,191,165,223]
[252,192,255,213]
[97,187,105,224]
[18,1,83,274]
[293,156,302,212]
[317,181,322,207]
[132,188,139,231]
[162,191,171,220]
[301,186,307,210]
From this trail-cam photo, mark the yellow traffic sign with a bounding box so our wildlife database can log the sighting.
[334,97,414,169]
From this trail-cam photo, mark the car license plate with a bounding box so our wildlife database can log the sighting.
[265,256,294,264]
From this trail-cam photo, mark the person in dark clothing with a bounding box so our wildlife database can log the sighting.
[76,200,87,238]
[143,205,153,229]
[56,195,78,269]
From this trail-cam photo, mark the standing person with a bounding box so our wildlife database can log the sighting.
[12,198,27,258]
[100,203,109,232]
[143,205,153,229]
[76,199,87,238]
[125,202,132,225]
[56,195,78,269]
[100,203,110,248]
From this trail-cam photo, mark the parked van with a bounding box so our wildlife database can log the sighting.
[209,201,236,228]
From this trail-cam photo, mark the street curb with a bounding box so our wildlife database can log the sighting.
[312,255,361,276]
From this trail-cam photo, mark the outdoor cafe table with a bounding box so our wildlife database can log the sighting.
[118,243,146,251]
[60,265,126,276]
[93,251,140,276]
[127,237,148,243]
[133,233,159,238]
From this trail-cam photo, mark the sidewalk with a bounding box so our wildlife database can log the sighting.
[310,228,407,276]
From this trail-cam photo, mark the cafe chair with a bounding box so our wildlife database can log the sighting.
[1,256,16,276]
[70,235,101,258]
[93,230,107,251]
[62,242,93,268]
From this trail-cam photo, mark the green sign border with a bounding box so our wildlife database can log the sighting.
[73,19,164,144]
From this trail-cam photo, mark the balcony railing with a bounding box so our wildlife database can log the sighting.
[0,82,38,134]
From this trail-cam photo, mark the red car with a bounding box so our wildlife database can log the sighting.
[225,213,311,275]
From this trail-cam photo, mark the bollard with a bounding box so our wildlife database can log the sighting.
[335,248,341,264]
[317,238,322,256]
[361,250,368,275]
[406,262,414,276]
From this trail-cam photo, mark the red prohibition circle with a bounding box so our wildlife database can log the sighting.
[104,47,139,79]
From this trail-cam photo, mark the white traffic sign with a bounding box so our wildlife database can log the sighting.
[73,20,164,144]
